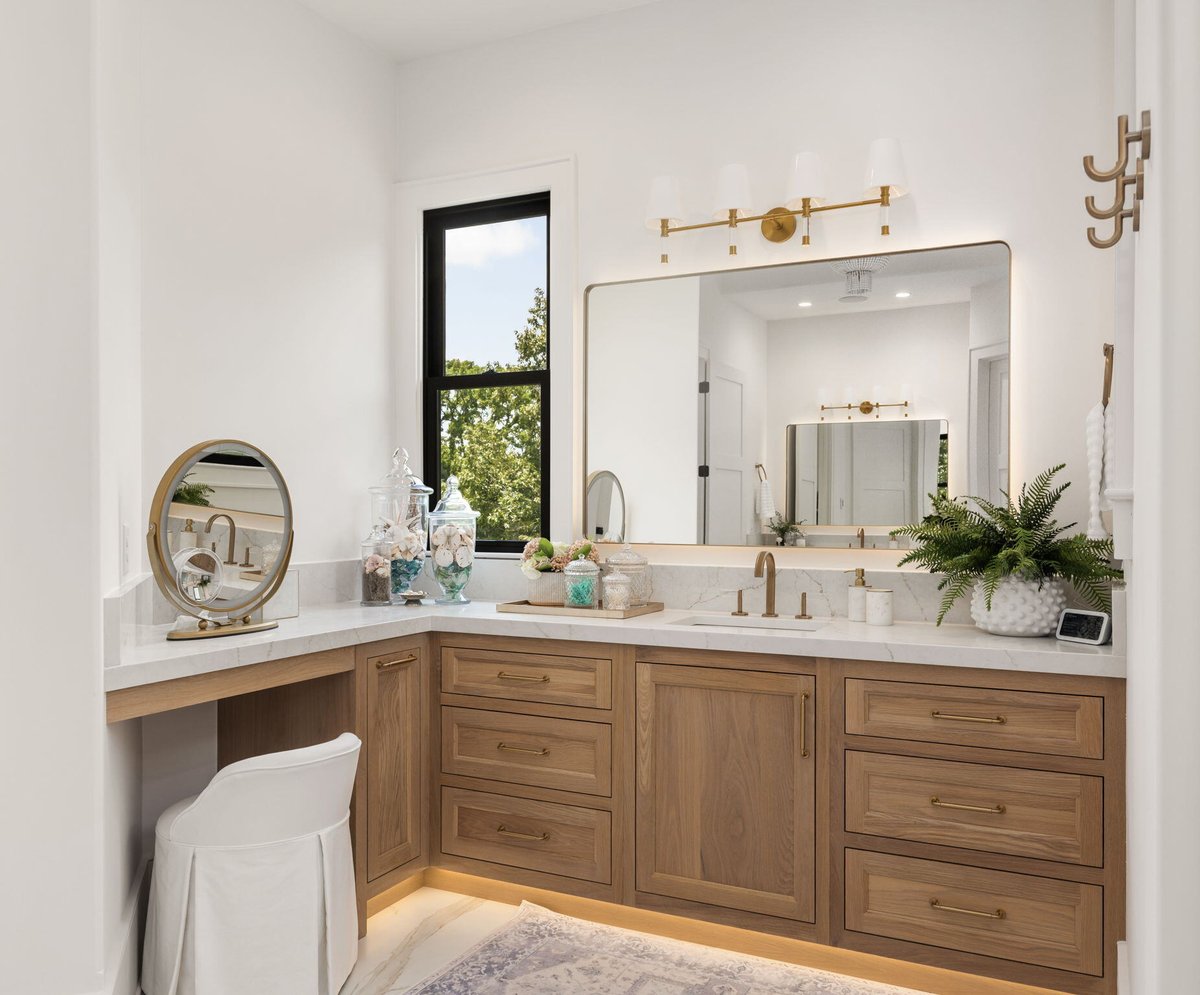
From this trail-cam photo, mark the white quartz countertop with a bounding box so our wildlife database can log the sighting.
[105,600,1125,692]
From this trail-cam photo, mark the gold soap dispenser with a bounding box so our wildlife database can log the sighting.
[846,567,868,622]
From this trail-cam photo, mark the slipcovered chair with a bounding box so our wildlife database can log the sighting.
[141,733,361,995]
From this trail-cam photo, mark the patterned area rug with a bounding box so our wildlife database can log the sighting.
[407,902,927,994]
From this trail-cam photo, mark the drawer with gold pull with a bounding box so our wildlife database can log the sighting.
[845,752,1104,865]
[441,706,612,796]
[845,850,1103,975]
[441,645,612,709]
[845,679,1104,758]
[441,787,611,883]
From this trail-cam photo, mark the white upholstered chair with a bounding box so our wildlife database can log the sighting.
[141,733,362,995]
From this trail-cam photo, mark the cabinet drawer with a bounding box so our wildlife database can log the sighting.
[845,752,1104,865]
[846,679,1104,759]
[441,787,611,883]
[441,645,612,709]
[442,706,612,796]
[845,850,1103,975]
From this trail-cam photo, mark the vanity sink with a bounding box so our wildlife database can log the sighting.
[674,614,826,633]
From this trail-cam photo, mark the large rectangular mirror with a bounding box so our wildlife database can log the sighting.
[584,242,1009,546]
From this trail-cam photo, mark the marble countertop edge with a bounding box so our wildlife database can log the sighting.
[106,600,1125,692]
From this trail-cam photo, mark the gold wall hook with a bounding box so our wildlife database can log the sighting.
[1084,112,1150,182]
[1088,198,1140,249]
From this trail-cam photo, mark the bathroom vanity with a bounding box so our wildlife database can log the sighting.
[106,605,1123,995]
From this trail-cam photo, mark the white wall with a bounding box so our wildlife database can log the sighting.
[0,4,104,992]
[139,0,398,565]
[969,278,1009,351]
[587,278,700,542]
[765,303,970,498]
[393,0,1114,535]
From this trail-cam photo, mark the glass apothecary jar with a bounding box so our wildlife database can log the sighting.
[602,569,632,612]
[564,559,600,609]
[360,527,393,607]
[605,543,652,606]
[370,449,432,600]
[428,475,478,605]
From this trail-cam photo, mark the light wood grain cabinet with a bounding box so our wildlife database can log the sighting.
[365,641,426,881]
[635,662,816,922]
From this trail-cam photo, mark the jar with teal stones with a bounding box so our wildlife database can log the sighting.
[564,559,600,609]
[369,449,432,601]
[427,475,478,605]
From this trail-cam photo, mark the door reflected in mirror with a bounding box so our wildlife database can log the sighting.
[586,470,625,543]
[585,242,1009,546]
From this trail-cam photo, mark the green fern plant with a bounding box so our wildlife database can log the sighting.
[890,464,1123,625]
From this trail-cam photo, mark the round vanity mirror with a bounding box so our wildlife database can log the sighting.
[147,440,294,640]
[585,470,625,543]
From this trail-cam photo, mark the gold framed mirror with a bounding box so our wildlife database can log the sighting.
[147,439,294,640]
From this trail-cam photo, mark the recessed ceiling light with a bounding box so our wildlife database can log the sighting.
[797,301,813,308]
[895,291,911,299]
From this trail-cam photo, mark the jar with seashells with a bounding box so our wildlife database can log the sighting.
[369,449,432,601]
[428,475,479,604]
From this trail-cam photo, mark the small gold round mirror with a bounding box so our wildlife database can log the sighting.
[147,440,294,640]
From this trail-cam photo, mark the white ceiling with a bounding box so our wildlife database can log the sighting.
[713,244,1010,322]
[295,0,663,63]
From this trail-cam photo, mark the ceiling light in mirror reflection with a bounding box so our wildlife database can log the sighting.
[895,291,911,298]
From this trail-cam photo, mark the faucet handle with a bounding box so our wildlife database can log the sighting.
[731,590,749,617]
[795,592,812,620]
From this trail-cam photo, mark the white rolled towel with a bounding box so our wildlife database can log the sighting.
[757,479,776,525]
[1085,401,1106,539]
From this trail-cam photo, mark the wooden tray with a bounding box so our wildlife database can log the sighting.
[496,600,665,620]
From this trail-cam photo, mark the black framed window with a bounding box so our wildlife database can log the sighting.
[423,193,550,553]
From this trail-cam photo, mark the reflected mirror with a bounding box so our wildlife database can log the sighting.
[585,242,1009,546]
[586,470,625,542]
[147,440,294,639]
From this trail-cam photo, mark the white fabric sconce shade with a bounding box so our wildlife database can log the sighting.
[645,175,684,228]
[785,152,826,209]
[712,163,753,219]
[865,138,908,197]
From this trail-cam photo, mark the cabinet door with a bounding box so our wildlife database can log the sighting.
[636,663,815,921]
[366,641,426,880]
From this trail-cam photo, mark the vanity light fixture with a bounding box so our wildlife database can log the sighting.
[820,384,912,420]
[646,138,907,263]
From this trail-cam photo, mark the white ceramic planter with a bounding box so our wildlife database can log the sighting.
[970,577,1067,637]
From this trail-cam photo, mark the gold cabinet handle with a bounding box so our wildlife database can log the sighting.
[497,742,550,757]
[931,710,1006,725]
[376,653,418,671]
[931,796,1007,815]
[497,824,549,842]
[497,671,550,683]
[930,898,1006,920]
[800,691,810,759]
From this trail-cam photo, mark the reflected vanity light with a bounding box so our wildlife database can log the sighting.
[645,139,908,263]
[820,397,911,420]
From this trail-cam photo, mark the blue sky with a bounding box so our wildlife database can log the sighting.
[445,217,547,368]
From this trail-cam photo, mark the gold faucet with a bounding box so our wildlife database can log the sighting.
[205,513,238,566]
[857,527,866,548]
[754,550,778,618]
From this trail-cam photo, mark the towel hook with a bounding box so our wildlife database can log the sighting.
[1102,343,1115,409]
[755,463,768,482]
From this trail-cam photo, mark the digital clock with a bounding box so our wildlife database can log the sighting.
[1056,609,1111,645]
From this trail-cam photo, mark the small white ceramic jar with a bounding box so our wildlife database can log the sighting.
[866,588,894,626]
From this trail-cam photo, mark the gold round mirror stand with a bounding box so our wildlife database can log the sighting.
[146,439,294,641]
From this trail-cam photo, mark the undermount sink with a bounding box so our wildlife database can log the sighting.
[673,614,826,633]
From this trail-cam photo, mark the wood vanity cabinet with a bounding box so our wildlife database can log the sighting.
[635,661,816,927]
[364,638,427,882]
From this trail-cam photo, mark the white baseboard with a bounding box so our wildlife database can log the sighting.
[101,857,150,995]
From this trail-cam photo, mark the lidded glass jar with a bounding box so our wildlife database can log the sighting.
[360,526,393,607]
[371,449,432,600]
[428,475,478,605]
[602,569,632,612]
[564,559,600,609]
[605,543,652,606]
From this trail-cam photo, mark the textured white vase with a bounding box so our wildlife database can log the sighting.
[527,571,566,606]
[970,577,1067,637]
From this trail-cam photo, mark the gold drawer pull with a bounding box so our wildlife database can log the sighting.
[930,898,1006,920]
[931,796,1007,815]
[497,671,550,683]
[497,742,550,757]
[497,824,549,842]
[931,710,1007,725]
[376,653,418,671]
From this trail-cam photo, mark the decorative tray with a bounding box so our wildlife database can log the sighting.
[496,600,665,620]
